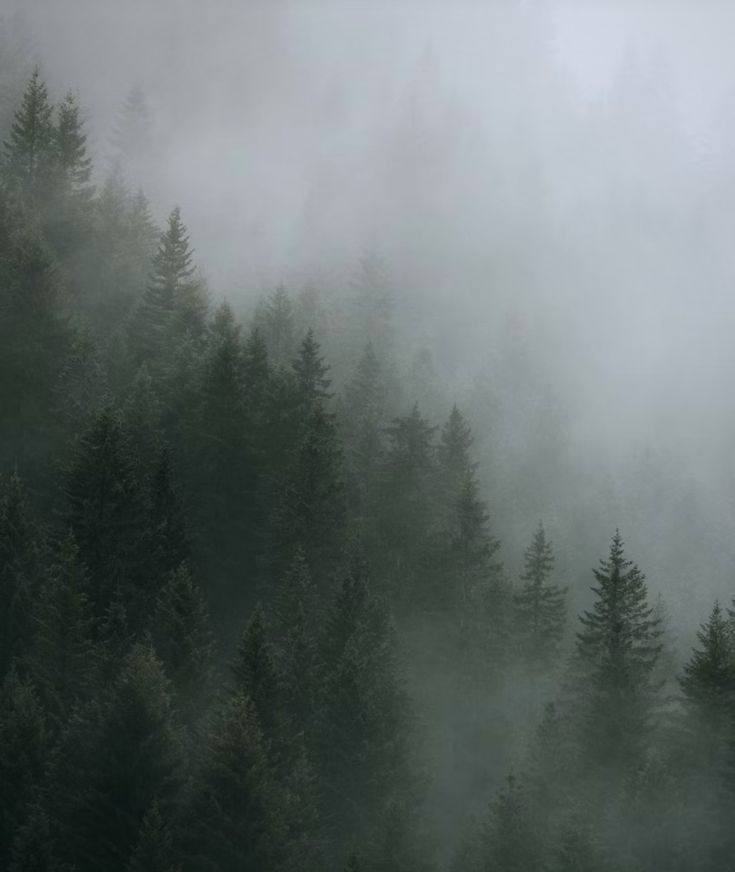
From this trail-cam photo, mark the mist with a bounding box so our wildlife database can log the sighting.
[3,1,735,870]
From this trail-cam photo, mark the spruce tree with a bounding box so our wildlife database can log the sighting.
[25,534,95,727]
[48,645,184,871]
[293,327,332,408]
[569,531,662,772]
[258,284,295,366]
[62,407,148,622]
[0,472,44,678]
[2,67,54,198]
[483,774,541,872]
[148,447,189,581]
[110,84,152,172]
[514,522,567,673]
[152,564,214,711]
[54,90,93,199]
[181,693,286,872]
[126,801,181,872]
[0,668,48,869]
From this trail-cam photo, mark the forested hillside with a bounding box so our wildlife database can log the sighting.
[2,37,735,872]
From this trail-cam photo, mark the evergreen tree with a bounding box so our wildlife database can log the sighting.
[62,407,148,622]
[568,531,662,773]
[0,472,44,678]
[2,67,54,197]
[348,249,393,352]
[152,564,214,711]
[483,774,541,872]
[438,404,474,492]
[514,522,567,672]
[232,605,283,745]
[148,447,189,580]
[0,668,48,869]
[54,90,93,199]
[110,84,152,172]
[126,801,181,872]
[9,800,63,872]
[25,534,95,727]
[133,207,206,362]
[49,645,184,871]
[243,325,270,408]
[293,327,332,408]
[257,284,295,366]
[181,693,286,872]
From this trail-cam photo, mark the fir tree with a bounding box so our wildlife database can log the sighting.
[569,531,662,772]
[126,801,181,872]
[483,774,541,872]
[0,472,44,677]
[54,90,93,198]
[258,284,295,366]
[181,693,286,872]
[48,645,184,871]
[110,84,152,171]
[0,668,48,869]
[148,447,189,580]
[514,522,567,672]
[2,67,54,197]
[293,327,332,408]
[62,407,148,621]
[152,564,214,711]
[25,534,95,727]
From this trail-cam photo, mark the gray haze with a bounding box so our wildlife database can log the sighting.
[9,0,735,633]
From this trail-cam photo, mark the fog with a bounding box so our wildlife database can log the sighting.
[4,2,735,867]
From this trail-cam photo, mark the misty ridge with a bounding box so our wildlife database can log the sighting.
[3,1,735,870]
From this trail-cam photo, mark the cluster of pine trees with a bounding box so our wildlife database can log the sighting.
[1,67,735,872]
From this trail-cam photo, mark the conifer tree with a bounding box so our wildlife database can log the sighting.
[62,408,148,621]
[438,404,474,491]
[181,693,286,872]
[110,84,152,172]
[0,472,44,677]
[2,67,54,197]
[514,523,567,673]
[243,325,270,408]
[126,801,181,872]
[133,207,206,362]
[483,774,541,872]
[152,564,214,711]
[9,800,62,872]
[232,605,283,745]
[0,668,48,869]
[148,447,189,580]
[54,90,93,198]
[569,531,662,772]
[293,327,332,408]
[48,645,184,871]
[679,601,735,767]
[258,284,295,366]
[349,249,393,351]
[26,534,95,727]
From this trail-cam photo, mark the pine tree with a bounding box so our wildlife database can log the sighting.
[293,328,332,408]
[54,90,93,198]
[438,404,474,491]
[0,472,44,678]
[243,325,270,408]
[126,801,181,872]
[0,668,48,869]
[483,774,541,872]
[679,601,735,766]
[62,408,148,622]
[181,692,286,872]
[569,531,662,772]
[148,447,189,581]
[48,645,184,871]
[133,207,206,362]
[25,534,95,727]
[276,401,346,581]
[232,605,283,745]
[272,551,322,747]
[257,284,294,366]
[152,564,214,711]
[514,523,567,672]
[2,67,54,197]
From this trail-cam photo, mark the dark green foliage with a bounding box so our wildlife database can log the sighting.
[515,522,567,672]
[152,564,214,709]
[257,284,295,366]
[483,774,541,872]
[127,801,181,872]
[3,67,54,198]
[62,407,149,620]
[149,447,189,579]
[54,91,92,196]
[181,693,286,872]
[293,327,332,407]
[48,645,184,871]
[0,668,48,869]
[569,531,662,772]
[25,534,95,726]
[232,605,283,744]
[9,800,64,871]
[0,472,44,677]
